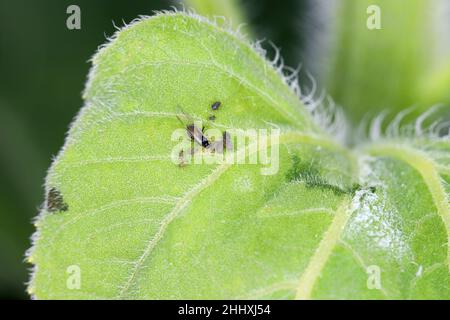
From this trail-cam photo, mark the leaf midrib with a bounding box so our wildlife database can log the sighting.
[294,198,352,299]
[365,142,450,271]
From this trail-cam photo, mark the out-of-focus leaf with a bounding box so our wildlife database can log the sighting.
[323,0,444,128]
[418,59,450,121]
[183,0,248,31]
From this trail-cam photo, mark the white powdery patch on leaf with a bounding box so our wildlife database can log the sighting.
[348,189,410,259]
[345,156,412,261]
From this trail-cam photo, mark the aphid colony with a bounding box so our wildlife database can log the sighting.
[177,101,232,167]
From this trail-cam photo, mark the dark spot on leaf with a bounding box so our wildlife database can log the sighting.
[208,115,216,121]
[178,149,189,167]
[286,155,349,195]
[46,187,68,212]
[346,183,361,194]
[223,131,232,150]
[211,101,221,110]
[286,155,320,183]
[349,184,376,196]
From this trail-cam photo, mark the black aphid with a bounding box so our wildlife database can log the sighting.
[176,107,210,148]
[222,131,233,150]
[47,187,68,212]
[186,123,210,148]
[211,101,221,110]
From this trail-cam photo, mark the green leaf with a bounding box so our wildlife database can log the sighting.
[323,0,442,126]
[418,58,450,118]
[183,0,249,31]
[28,12,450,299]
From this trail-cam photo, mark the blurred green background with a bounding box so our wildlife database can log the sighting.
[0,0,449,299]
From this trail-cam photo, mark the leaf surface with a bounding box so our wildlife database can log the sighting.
[28,12,450,299]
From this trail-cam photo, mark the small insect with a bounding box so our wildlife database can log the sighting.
[211,101,221,111]
[178,149,188,167]
[176,107,210,148]
[208,115,216,121]
[208,131,233,154]
[46,187,68,212]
